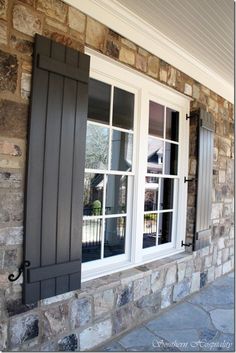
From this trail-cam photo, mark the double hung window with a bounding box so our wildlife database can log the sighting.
[82,49,190,280]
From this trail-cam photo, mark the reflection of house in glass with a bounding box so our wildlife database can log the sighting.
[147,139,163,174]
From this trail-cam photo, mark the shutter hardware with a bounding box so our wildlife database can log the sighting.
[184,176,195,183]
[8,260,31,282]
[181,241,192,247]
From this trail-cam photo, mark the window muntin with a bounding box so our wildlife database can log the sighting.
[82,78,134,263]
[143,101,179,249]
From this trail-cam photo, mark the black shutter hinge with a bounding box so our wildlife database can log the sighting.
[8,260,31,282]
[184,176,195,183]
[181,241,193,247]
[186,114,191,120]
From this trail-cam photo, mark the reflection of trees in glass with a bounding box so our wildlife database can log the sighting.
[86,124,109,169]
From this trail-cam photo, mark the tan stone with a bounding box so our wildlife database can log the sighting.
[0,141,21,156]
[147,56,159,78]
[22,60,32,73]
[202,85,210,95]
[86,17,106,51]
[13,4,42,37]
[37,0,67,23]
[192,84,200,99]
[208,97,218,113]
[119,47,135,66]
[0,0,7,19]
[136,54,147,72]
[68,7,86,33]
[0,20,7,45]
[121,38,137,51]
[138,47,149,57]
[45,17,68,33]
[160,68,167,82]
[21,73,31,99]
[167,67,176,86]
[0,158,22,169]
[218,137,231,157]
[219,170,225,183]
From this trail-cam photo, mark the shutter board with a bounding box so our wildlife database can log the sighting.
[193,109,215,251]
[23,35,90,304]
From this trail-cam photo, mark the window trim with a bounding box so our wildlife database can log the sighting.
[82,48,191,282]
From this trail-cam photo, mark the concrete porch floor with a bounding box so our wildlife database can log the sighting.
[98,272,234,352]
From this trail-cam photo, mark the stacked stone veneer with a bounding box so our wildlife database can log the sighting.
[0,0,234,351]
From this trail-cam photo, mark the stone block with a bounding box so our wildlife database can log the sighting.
[86,17,106,51]
[138,47,149,57]
[0,140,22,156]
[222,260,232,274]
[45,17,67,33]
[147,56,159,78]
[160,67,167,82]
[184,83,192,96]
[218,237,225,250]
[58,334,78,352]
[42,303,69,339]
[173,279,190,302]
[218,137,231,157]
[192,84,200,99]
[212,203,223,219]
[135,291,161,316]
[13,4,42,37]
[190,272,200,293]
[0,20,7,45]
[219,170,226,183]
[136,54,147,72]
[21,73,31,99]
[215,265,222,278]
[0,0,7,19]
[113,304,140,334]
[70,297,92,329]
[133,276,150,301]
[80,319,112,350]
[37,0,67,22]
[161,286,172,308]
[119,47,135,66]
[0,99,28,139]
[0,51,18,93]
[151,269,165,292]
[6,297,37,317]
[116,284,133,307]
[121,38,137,50]
[68,7,86,33]
[165,265,177,286]
[207,266,215,283]
[167,67,176,86]
[94,288,114,316]
[217,250,222,265]
[40,291,74,306]
[0,321,7,350]
[177,262,186,282]
[106,40,119,59]
[200,271,207,288]
[222,248,230,262]
[185,260,194,278]
[0,227,23,245]
[204,255,213,268]
[9,313,39,348]
[208,97,218,113]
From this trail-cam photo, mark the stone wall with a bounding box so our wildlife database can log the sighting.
[0,0,234,351]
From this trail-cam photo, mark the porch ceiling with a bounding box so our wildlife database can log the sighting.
[116,0,234,86]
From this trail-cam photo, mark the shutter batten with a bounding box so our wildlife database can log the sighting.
[23,35,90,304]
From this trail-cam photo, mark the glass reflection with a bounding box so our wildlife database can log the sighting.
[111,130,133,171]
[165,142,178,175]
[166,108,179,142]
[106,175,127,215]
[159,178,174,210]
[147,137,163,174]
[88,78,111,124]
[113,87,134,130]
[149,101,164,138]
[85,124,109,170]
[82,219,102,262]
[143,213,157,248]
[83,173,104,216]
[144,177,159,211]
[158,212,172,245]
[104,217,126,257]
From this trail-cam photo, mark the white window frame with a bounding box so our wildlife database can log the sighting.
[82,48,191,282]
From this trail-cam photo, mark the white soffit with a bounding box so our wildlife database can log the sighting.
[65,0,234,103]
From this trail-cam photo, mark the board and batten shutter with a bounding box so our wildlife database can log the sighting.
[23,35,90,304]
[193,109,215,251]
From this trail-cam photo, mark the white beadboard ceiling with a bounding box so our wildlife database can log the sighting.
[116,0,234,86]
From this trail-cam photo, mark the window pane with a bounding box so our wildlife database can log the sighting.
[159,178,174,210]
[85,124,109,170]
[82,219,102,262]
[147,137,163,174]
[165,142,178,175]
[113,87,134,130]
[111,130,133,171]
[158,212,172,245]
[144,177,159,211]
[88,78,111,124]
[83,173,104,216]
[106,175,127,215]
[166,108,179,141]
[104,217,126,257]
[143,213,157,248]
[149,101,164,138]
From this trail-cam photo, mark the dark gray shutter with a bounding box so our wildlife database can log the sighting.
[193,109,215,250]
[23,34,90,304]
